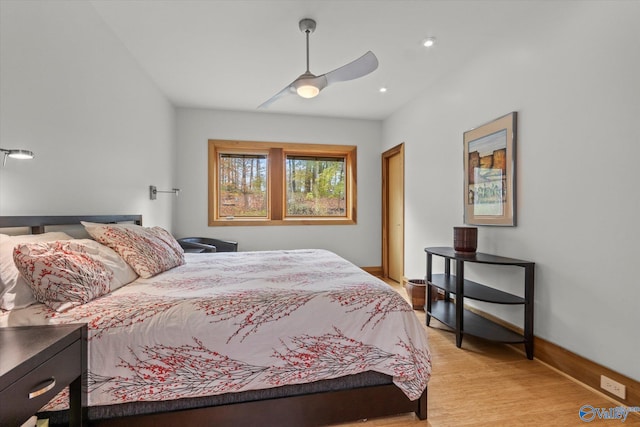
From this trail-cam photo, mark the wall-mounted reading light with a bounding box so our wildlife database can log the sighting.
[1,148,35,166]
[150,185,181,200]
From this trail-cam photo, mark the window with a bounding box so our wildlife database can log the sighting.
[286,156,346,217]
[218,153,268,218]
[209,140,357,226]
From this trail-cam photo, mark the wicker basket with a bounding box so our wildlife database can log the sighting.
[404,279,427,310]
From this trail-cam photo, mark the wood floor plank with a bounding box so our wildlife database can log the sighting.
[335,281,640,426]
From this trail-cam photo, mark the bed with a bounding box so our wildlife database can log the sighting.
[0,215,430,426]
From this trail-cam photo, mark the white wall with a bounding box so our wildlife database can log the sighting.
[384,1,640,380]
[175,108,382,266]
[0,0,176,229]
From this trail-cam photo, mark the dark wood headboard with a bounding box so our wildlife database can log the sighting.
[0,215,142,234]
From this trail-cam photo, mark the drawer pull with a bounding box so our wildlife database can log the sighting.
[28,377,56,399]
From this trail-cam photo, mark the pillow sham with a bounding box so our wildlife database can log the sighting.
[149,226,185,260]
[0,232,73,310]
[13,241,113,312]
[81,222,185,278]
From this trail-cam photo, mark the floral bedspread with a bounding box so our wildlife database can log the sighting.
[6,249,431,410]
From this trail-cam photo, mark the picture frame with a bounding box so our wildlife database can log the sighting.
[463,112,517,226]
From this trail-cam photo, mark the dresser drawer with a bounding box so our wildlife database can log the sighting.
[0,338,82,426]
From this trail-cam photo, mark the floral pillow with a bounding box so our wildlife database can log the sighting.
[81,222,184,278]
[0,232,73,311]
[149,226,185,261]
[13,241,114,312]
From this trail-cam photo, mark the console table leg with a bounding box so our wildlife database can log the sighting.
[426,253,433,327]
[524,265,535,360]
[525,341,534,360]
[455,260,464,348]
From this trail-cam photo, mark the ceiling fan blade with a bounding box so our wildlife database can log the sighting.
[258,84,294,109]
[324,51,379,85]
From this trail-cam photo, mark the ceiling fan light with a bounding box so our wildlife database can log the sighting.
[296,84,320,98]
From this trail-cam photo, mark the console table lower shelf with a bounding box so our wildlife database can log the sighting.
[428,300,526,345]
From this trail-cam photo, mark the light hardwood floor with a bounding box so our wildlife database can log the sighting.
[338,282,640,427]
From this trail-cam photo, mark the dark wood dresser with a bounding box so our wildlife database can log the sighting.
[0,324,87,426]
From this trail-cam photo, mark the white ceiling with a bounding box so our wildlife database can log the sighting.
[89,0,582,120]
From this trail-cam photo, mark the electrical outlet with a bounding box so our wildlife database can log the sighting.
[600,375,626,399]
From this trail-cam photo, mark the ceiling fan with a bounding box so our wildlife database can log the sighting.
[258,18,379,108]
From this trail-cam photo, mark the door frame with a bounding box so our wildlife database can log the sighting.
[382,143,405,281]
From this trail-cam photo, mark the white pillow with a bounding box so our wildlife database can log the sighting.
[0,232,73,310]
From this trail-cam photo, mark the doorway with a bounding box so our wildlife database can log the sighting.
[382,144,404,283]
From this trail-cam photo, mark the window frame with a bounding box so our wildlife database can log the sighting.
[209,140,357,226]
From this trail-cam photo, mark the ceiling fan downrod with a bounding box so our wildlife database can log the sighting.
[299,18,316,73]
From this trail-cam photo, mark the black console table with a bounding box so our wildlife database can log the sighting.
[425,247,535,359]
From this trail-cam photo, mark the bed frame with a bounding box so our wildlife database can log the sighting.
[0,215,428,426]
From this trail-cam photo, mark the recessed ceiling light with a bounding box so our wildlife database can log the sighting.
[423,37,436,48]
[379,87,388,93]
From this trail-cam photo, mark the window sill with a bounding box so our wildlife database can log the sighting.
[209,218,356,226]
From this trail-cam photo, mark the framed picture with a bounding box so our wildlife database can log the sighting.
[463,112,517,226]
